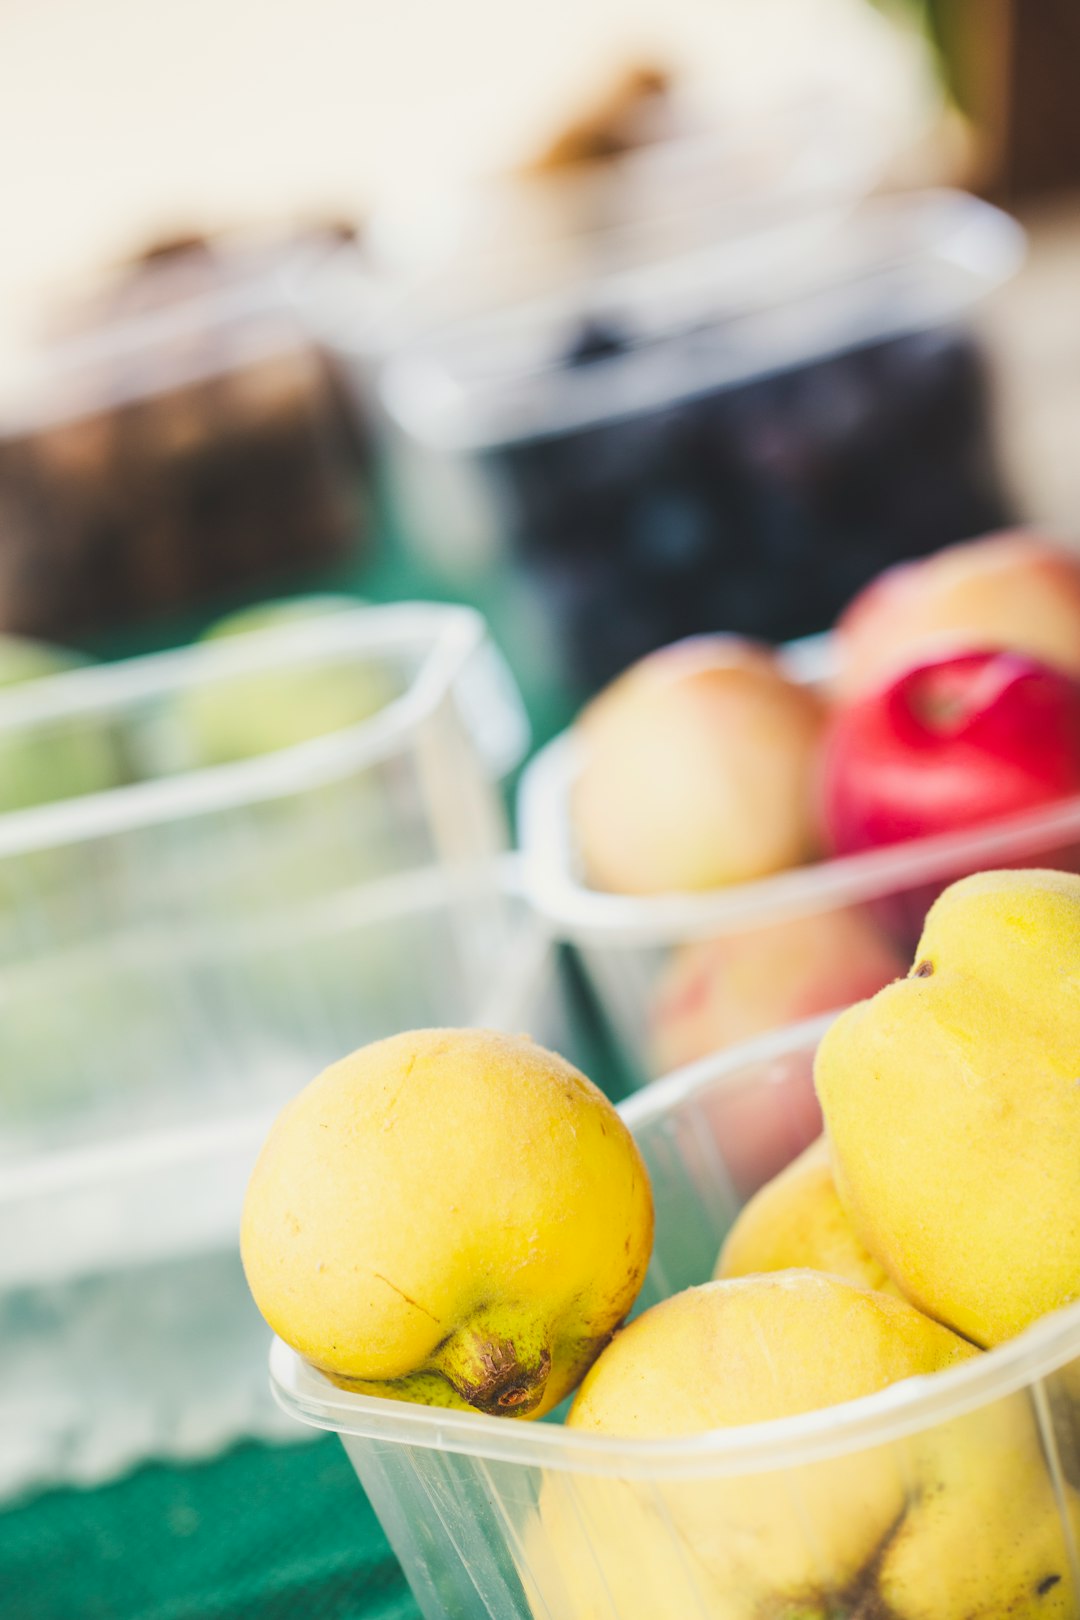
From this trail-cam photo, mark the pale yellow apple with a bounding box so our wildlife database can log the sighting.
[835,531,1080,701]
[572,635,827,895]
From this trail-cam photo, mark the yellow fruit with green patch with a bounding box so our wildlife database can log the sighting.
[241,1028,653,1418]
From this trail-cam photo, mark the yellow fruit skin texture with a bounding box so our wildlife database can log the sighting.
[714,1137,898,1295]
[815,868,1080,1347]
[525,1273,974,1620]
[240,1029,654,1419]
[876,1392,1080,1620]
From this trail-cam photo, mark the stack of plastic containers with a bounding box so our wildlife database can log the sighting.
[0,601,554,1498]
[211,158,1078,1620]
[360,190,1023,704]
[272,1019,1080,1620]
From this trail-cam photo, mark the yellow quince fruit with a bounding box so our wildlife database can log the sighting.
[241,1028,654,1418]
[816,868,1080,1346]
[714,1136,897,1294]
[523,1272,974,1619]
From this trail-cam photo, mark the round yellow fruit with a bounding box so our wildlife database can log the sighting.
[241,1028,654,1418]
[529,1272,975,1620]
[569,1270,972,1436]
[714,1136,897,1294]
[816,867,1080,1346]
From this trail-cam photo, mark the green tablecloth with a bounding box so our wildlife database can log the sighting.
[0,1437,420,1620]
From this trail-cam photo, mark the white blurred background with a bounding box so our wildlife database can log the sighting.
[1,0,937,304]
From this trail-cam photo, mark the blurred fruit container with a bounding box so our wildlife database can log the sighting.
[363,190,1022,703]
[0,603,533,1497]
[271,1015,1080,1620]
[0,860,588,1499]
[0,231,368,644]
[0,601,527,1151]
[515,632,1080,1088]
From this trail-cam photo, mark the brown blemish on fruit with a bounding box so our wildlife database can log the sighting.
[826,1503,910,1620]
[372,1273,441,1326]
[1037,1574,1062,1597]
[912,959,935,978]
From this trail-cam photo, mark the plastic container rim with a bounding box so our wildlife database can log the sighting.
[312,115,883,365]
[375,189,1026,453]
[514,630,1080,946]
[0,602,525,858]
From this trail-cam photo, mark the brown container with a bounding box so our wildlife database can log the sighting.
[0,232,371,643]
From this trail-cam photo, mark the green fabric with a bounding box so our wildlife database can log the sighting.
[0,1437,420,1620]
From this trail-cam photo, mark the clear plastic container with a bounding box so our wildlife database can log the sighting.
[0,229,368,643]
[515,631,1080,1088]
[0,854,587,1501]
[271,1017,1080,1620]
[0,601,527,1499]
[0,601,527,1158]
[0,599,531,1497]
[370,190,1023,701]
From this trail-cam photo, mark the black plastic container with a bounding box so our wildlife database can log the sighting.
[377,191,1024,697]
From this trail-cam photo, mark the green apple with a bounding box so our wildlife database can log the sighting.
[0,635,127,814]
[179,594,395,768]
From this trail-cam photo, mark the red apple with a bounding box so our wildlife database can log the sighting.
[824,649,1080,852]
[834,531,1080,702]
[822,649,1080,945]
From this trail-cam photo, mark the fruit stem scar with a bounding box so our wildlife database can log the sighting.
[372,1273,441,1325]
[452,1342,552,1417]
